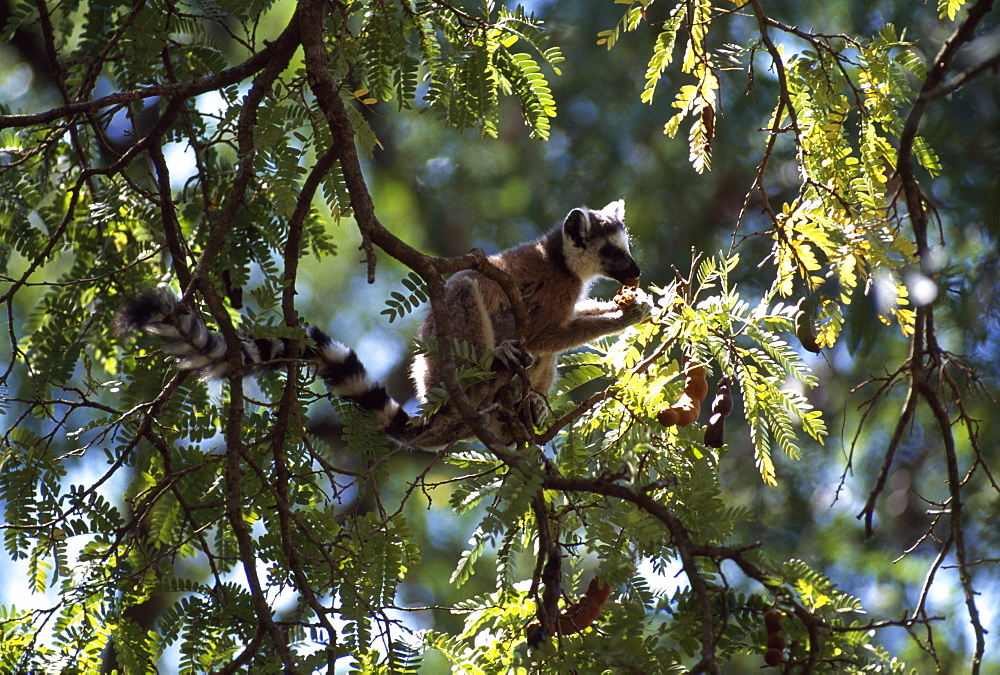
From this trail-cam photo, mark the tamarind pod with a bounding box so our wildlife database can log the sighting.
[762,608,785,665]
[710,377,733,416]
[684,364,709,402]
[657,397,701,427]
[658,361,708,428]
[673,396,701,426]
[764,608,784,634]
[704,378,733,448]
[525,577,612,645]
[554,577,612,635]
[704,413,726,448]
[658,359,707,428]
[795,297,821,354]
[674,406,700,427]
[657,407,680,426]
[764,647,784,666]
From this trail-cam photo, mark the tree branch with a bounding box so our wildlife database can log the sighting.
[147,137,193,290]
[921,47,1000,100]
[183,11,305,669]
[917,377,986,670]
[297,0,532,454]
[182,14,303,299]
[545,475,721,672]
[0,30,296,131]
[898,0,995,261]
[890,4,995,670]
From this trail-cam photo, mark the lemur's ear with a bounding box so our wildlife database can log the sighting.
[600,199,625,222]
[562,208,592,248]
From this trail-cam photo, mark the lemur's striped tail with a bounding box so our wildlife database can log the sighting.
[115,290,295,380]
[115,290,410,434]
[307,326,410,434]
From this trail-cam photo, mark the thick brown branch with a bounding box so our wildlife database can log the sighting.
[891,5,994,670]
[201,275,295,667]
[0,33,294,131]
[297,0,534,449]
[270,354,340,650]
[297,0,532,337]
[177,13,305,669]
[424,272,524,460]
[898,0,995,260]
[147,140,193,290]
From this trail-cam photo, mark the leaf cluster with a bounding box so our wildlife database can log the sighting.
[423,256,912,671]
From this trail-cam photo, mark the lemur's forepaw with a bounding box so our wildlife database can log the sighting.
[493,340,535,371]
[620,289,654,324]
[526,391,549,428]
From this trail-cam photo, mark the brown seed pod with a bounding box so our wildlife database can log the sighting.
[763,608,786,666]
[554,577,612,635]
[684,364,708,401]
[767,633,787,650]
[673,396,701,426]
[795,296,821,354]
[656,407,680,427]
[710,377,733,417]
[764,608,784,634]
[704,377,733,448]
[657,358,708,428]
[526,577,612,646]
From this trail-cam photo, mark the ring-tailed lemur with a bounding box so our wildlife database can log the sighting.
[116,201,653,450]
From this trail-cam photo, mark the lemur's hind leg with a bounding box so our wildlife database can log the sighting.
[492,341,550,431]
[493,340,535,371]
[525,392,549,429]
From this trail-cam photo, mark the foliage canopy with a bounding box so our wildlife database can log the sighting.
[1,0,998,672]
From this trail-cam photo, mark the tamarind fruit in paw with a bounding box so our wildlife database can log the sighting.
[614,284,638,308]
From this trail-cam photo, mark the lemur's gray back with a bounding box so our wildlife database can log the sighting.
[116,201,652,451]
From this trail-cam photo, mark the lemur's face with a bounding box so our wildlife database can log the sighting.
[596,230,641,286]
[562,201,640,285]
